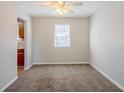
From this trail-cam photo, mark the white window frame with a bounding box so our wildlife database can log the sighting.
[54,24,70,48]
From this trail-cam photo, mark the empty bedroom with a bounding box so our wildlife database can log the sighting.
[0,0,124,92]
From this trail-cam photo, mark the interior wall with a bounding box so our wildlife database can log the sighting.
[16,6,32,69]
[32,17,89,64]
[90,2,124,90]
[0,2,17,91]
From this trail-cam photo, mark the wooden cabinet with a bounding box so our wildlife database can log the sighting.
[18,49,24,66]
[19,23,24,38]
[17,18,24,39]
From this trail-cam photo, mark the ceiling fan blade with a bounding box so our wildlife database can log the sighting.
[52,10,64,15]
[64,8,74,14]
[38,2,57,7]
[39,5,57,8]
[63,5,74,14]
[69,2,83,6]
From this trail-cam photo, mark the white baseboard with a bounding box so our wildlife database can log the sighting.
[24,62,89,70]
[90,62,124,91]
[0,76,18,92]
[33,62,89,65]
[24,63,33,70]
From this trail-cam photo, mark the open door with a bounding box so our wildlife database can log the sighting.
[17,18,25,76]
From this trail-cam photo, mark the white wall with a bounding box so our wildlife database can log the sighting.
[32,18,89,64]
[16,6,32,69]
[90,2,124,90]
[0,2,17,91]
[0,2,32,91]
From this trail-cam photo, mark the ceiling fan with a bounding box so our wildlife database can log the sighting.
[39,1,83,15]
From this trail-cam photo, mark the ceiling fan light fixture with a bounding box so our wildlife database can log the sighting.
[56,8,64,15]
[57,1,64,6]
[58,10,64,15]
[39,1,83,15]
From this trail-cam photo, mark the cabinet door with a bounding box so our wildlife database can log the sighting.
[18,53,24,66]
[18,18,24,39]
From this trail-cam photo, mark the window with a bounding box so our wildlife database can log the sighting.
[55,24,70,47]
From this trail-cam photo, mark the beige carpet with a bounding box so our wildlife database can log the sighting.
[5,64,122,92]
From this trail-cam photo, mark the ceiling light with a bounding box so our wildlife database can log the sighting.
[56,8,64,15]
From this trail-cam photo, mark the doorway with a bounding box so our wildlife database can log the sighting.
[17,18,25,76]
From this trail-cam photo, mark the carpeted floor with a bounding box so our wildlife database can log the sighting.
[5,64,122,92]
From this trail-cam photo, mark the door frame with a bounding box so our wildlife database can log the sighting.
[17,18,27,70]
